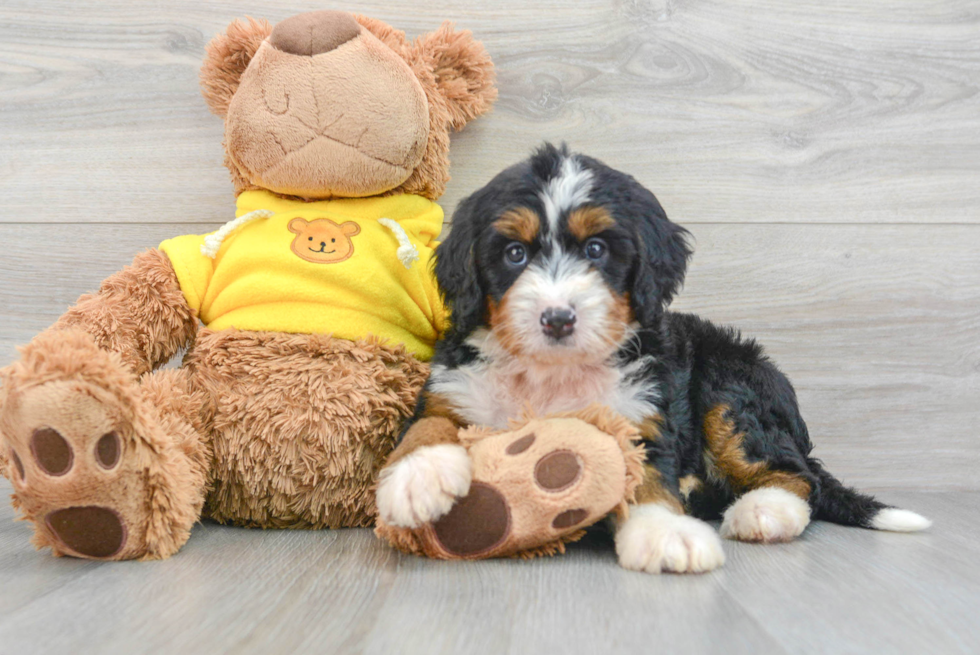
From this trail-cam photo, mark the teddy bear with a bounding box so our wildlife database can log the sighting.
[0,9,496,561]
[376,406,647,560]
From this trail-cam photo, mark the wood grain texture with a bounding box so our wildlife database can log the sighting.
[1,222,975,489]
[2,2,978,653]
[1,480,978,655]
[0,0,978,224]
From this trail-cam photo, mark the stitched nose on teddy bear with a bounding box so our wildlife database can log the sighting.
[269,10,361,57]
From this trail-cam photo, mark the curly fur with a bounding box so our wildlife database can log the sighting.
[1,10,496,561]
[52,248,197,377]
[391,23,497,200]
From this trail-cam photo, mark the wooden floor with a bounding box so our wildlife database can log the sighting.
[1,481,977,655]
[1,0,978,653]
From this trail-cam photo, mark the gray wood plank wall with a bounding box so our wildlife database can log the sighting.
[1,0,977,491]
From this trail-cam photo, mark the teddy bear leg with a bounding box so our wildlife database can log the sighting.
[376,412,646,560]
[0,330,209,560]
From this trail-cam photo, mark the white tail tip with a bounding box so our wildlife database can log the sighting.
[871,508,932,532]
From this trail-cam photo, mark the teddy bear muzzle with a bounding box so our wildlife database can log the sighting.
[268,10,361,57]
[224,11,430,199]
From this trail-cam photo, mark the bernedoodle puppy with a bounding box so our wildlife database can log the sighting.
[375,143,931,574]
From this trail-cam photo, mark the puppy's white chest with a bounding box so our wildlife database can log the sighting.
[429,349,658,430]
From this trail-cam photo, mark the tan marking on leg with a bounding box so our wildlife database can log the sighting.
[493,207,540,243]
[385,417,460,467]
[703,405,811,500]
[420,391,467,428]
[637,414,663,441]
[634,464,684,514]
[679,474,703,500]
[568,206,616,241]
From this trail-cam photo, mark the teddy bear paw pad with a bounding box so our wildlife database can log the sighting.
[449,417,630,557]
[2,381,147,560]
[375,411,644,561]
[432,482,511,556]
[45,506,127,559]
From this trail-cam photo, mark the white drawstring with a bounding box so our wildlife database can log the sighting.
[201,211,420,268]
[200,209,275,258]
[378,218,420,269]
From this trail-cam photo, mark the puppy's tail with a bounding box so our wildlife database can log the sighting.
[809,460,932,532]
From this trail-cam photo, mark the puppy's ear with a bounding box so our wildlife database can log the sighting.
[200,17,272,118]
[435,194,487,338]
[412,22,497,131]
[630,201,693,327]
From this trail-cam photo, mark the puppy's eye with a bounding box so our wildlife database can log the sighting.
[504,242,527,266]
[584,238,607,261]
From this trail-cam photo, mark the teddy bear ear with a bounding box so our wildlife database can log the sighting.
[199,17,273,118]
[352,14,410,56]
[411,22,497,131]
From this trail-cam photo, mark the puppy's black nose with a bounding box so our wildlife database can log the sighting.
[540,307,576,339]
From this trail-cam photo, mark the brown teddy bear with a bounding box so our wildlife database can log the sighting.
[376,406,647,560]
[0,10,496,561]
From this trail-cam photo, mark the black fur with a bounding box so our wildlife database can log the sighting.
[414,142,901,530]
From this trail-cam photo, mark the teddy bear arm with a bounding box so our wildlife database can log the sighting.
[50,248,198,377]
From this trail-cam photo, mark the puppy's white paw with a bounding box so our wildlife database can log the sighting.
[376,444,472,529]
[615,504,725,574]
[721,487,811,543]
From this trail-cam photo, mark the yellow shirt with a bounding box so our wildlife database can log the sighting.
[159,190,447,360]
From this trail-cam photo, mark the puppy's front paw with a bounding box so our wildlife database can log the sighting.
[376,444,472,529]
[615,504,725,574]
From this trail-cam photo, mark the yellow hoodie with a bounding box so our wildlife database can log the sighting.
[159,190,447,360]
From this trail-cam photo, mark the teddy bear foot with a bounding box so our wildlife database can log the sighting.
[376,408,646,560]
[1,331,206,560]
[5,381,147,559]
[428,436,597,558]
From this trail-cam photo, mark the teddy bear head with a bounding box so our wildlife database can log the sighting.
[199,10,497,201]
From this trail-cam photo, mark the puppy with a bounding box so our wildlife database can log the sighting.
[376,143,931,574]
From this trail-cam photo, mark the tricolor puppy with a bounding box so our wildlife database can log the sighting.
[376,143,931,574]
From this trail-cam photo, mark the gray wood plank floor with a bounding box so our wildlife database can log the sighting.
[1,481,976,655]
[1,1,978,653]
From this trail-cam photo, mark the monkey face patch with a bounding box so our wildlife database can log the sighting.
[288,217,361,264]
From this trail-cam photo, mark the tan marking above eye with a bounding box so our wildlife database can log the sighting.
[493,207,540,243]
[568,206,616,241]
